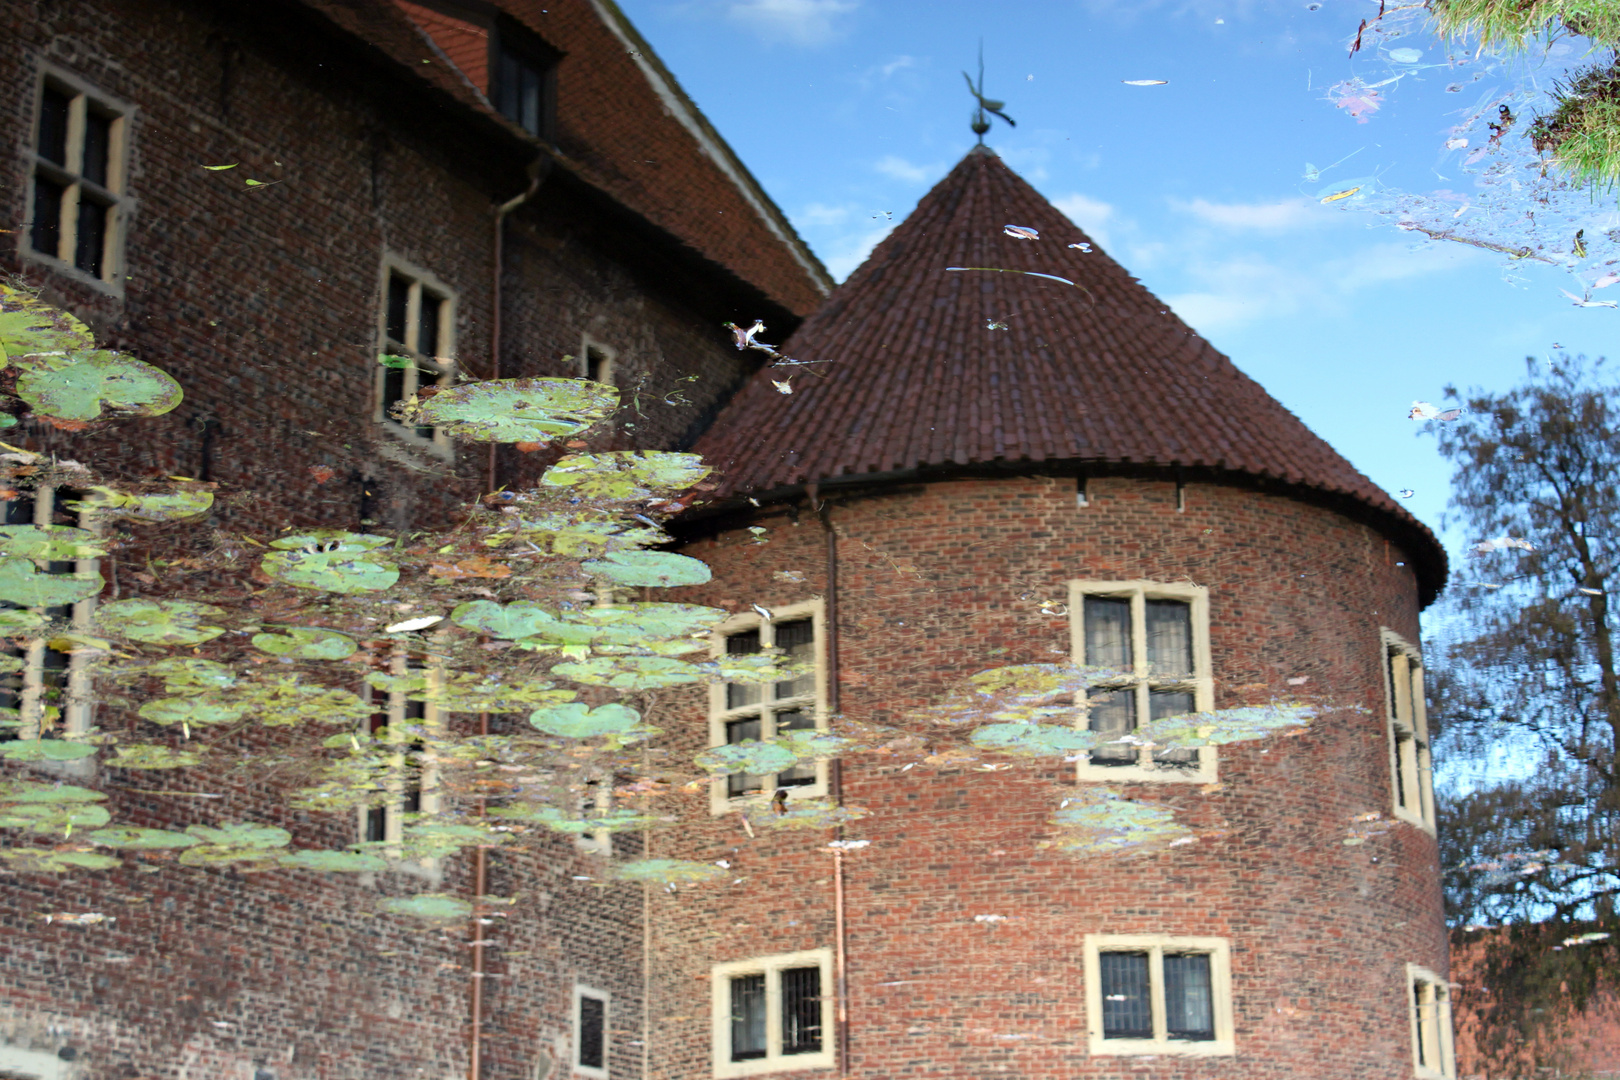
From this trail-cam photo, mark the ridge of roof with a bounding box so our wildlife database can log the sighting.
[691,147,1449,603]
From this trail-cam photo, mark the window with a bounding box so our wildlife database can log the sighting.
[579,338,616,386]
[376,257,455,456]
[358,650,442,861]
[708,600,826,815]
[574,983,610,1078]
[0,486,99,745]
[1383,632,1435,831]
[1084,935,1234,1057]
[491,23,558,139]
[1068,581,1214,782]
[25,70,131,289]
[575,770,613,857]
[711,949,833,1077]
[1408,964,1457,1079]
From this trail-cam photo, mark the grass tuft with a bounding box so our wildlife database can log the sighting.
[1431,0,1620,54]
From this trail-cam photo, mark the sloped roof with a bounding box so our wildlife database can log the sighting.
[298,0,831,316]
[693,147,1447,600]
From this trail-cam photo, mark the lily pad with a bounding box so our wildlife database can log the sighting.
[0,801,111,834]
[451,600,581,642]
[0,782,105,803]
[379,892,474,921]
[234,677,371,727]
[693,741,800,776]
[0,608,45,632]
[527,702,644,738]
[251,626,357,660]
[0,283,96,365]
[400,821,513,859]
[0,557,102,607]
[179,822,291,863]
[84,827,201,849]
[99,599,226,645]
[398,377,618,442]
[148,658,237,694]
[970,722,1102,757]
[1049,789,1194,857]
[104,744,204,769]
[66,486,214,522]
[581,551,711,588]
[552,655,704,690]
[0,525,105,561]
[16,349,183,421]
[138,695,246,727]
[1138,704,1317,748]
[541,451,710,501]
[489,804,660,834]
[745,798,869,831]
[365,670,571,714]
[0,848,121,872]
[261,540,398,594]
[610,858,729,885]
[0,739,98,762]
[277,849,390,873]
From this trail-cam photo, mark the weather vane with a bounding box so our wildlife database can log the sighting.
[963,42,1015,144]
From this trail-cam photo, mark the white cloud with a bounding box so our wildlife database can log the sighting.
[1051,193,1116,249]
[726,0,857,45]
[796,202,852,228]
[1171,196,1317,229]
[821,222,895,281]
[874,155,936,184]
[880,55,916,78]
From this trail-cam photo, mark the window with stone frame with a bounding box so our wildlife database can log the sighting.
[491,18,560,140]
[1068,580,1215,782]
[708,600,826,814]
[579,337,617,386]
[1408,963,1457,1079]
[575,769,613,857]
[376,257,455,456]
[1383,631,1435,831]
[711,948,833,1078]
[25,69,132,291]
[1084,934,1234,1057]
[358,650,441,867]
[574,982,610,1078]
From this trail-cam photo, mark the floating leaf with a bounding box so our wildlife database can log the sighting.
[400,821,513,859]
[234,677,371,727]
[610,858,729,885]
[379,893,474,921]
[528,701,644,738]
[66,486,214,522]
[970,722,1102,757]
[138,695,245,727]
[0,848,120,872]
[15,349,184,421]
[581,551,711,588]
[1049,789,1194,857]
[105,744,204,769]
[186,822,292,848]
[278,849,390,873]
[567,603,725,648]
[0,608,44,632]
[0,525,106,561]
[99,599,226,645]
[0,557,102,607]
[0,283,96,365]
[450,599,563,640]
[1138,703,1316,748]
[366,670,571,714]
[693,741,800,776]
[378,353,414,369]
[745,798,869,831]
[398,377,618,442]
[262,533,398,594]
[0,782,105,803]
[0,739,98,762]
[552,655,704,690]
[541,451,711,501]
[490,804,661,834]
[84,827,200,849]
[0,801,110,833]
[147,658,237,694]
[251,626,357,660]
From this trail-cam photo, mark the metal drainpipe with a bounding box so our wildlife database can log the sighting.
[814,488,850,1078]
[469,159,544,1080]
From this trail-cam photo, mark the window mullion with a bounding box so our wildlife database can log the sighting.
[63,95,86,178]
[1131,591,1149,767]
[1149,947,1168,1044]
[765,966,782,1059]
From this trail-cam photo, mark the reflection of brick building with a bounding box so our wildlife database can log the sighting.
[663,148,1455,1078]
[1,1,824,1077]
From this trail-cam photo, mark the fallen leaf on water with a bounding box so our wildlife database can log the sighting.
[1003,225,1040,240]
[429,557,512,580]
[1122,79,1167,86]
[202,163,238,170]
[384,614,443,633]
[308,466,335,484]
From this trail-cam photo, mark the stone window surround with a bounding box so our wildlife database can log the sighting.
[1408,962,1457,1079]
[1083,933,1235,1057]
[710,947,835,1078]
[1382,629,1436,833]
[375,252,457,459]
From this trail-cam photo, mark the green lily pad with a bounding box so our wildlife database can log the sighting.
[1138,704,1317,748]
[0,782,105,803]
[251,626,357,660]
[179,822,292,863]
[0,557,102,607]
[148,658,237,694]
[541,451,711,501]
[745,798,869,831]
[84,827,201,849]
[364,670,571,714]
[1050,789,1195,857]
[581,551,711,588]
[527,702,644,738]
[489,804,660,834]
[610,858,729,885]
[0,525,105,561]
[450,600,582,642]
[138,695,246,727]
[278,849,390,873]
[262,548,399,594]
[99,599,226,645]
[234,677,371,727]
[379,893,474,921]
[567,603,726,647]
[0,608,45,632]
[400,821,513,859]
[0,848,121,872]
[0,801,111,834]
[0,283,96,365]
[693,741,800,776]
[16,349,183,421]
[970,722,1102,757]
[0,739,98,762]
[104,744,204,769]
[398,378,618,442]
[66,486,214,522]
[552,655,704,690]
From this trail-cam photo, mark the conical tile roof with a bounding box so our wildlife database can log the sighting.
[692,147,1446,600]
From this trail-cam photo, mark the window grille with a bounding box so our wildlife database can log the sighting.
[1086,935,1232,1056]
[711,949,834,1076]
[376,259,455,455]
[578,992,606,1070]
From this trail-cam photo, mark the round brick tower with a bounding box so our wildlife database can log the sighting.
[650,147,1451,1080]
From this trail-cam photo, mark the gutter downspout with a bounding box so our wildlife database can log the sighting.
[811,484,850,1077]
[486,157,547,493]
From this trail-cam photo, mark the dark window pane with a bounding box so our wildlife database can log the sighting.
[75,197,106,277]
[1413,982,1429,1066]
[31,175,64,260]
[1164,954,1214,1040]
[578,994,605,1069]
[1087,687,1137,765]
[386,274,410,347]
[364,805,387,844]
[774,708,815,788]
[726,629,762,709]
[726,717,763,797]
[37,87,70,165]
[781,966,822,1055]
[730,974,766,1061]
[1387,650,1401,720]
[417,292,442,359]
[382,365,406,424]
[775,619,815,700]
[1084,596,1132,670]
[586,346,611,384]
[1145,600,1192,677]
[82,108,112,188]
[519,64,542,136]
[1099,952,1152,1039]
[1393,732,1409,809]
[495,50,521,125]
[1149,690,1199,767]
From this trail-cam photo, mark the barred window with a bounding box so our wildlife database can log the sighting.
[574,983,609,1077]
[1086,935,1233,1056]
[711,950,833,1077]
